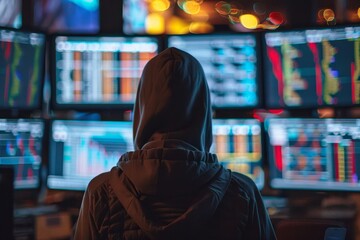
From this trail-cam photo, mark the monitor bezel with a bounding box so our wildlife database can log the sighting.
[165,32,264,110]
[48,33,163,111]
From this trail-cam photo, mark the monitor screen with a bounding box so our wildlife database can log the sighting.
[168,34,261,109]
[0,0,22,28]
[47,120,134,190]
[211,119,264,189]
[263,25,360,109]
[34,0,99,33]
[51,35,159,110]
[265,118,360,192]
[0,28,46,110]
[0,119,44,189]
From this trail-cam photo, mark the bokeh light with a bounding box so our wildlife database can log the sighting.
[258,22,279,30]
[323,8,335,21]
[317,9,325,21]
[357,7,360,19]
[189,21,214,33]
[149,0,171,12]
[166,16,190,34]
[215,1,232,15]
[183,1,201,14]
[268,12,284,25]
[240,14,259,29]
[146,13,165,34]
[191,9,210,22]
[253,2,266,15]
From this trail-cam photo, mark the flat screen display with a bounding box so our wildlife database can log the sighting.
[0,119,44,189]
[168,34,261,109]
[263,25,360,109]
[0,0,22,28]
[265,118,360,191]
[47,120,133,190]
[212,119,264,189]
[0,28,46,110]
[34,0,99,33]
[51,35,159,110]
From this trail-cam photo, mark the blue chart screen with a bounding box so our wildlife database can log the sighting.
[34,0,99,33]
[0,119,44,189]
[0,29,46,110]
[266,118,360,191]
[48,120,134,190]
[168,35,259,108]
[0,0,22,28]
[211,119,264,189]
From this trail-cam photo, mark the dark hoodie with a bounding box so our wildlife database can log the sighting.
[73,47,276,240]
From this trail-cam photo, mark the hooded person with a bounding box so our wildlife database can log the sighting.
[73,47,277,240]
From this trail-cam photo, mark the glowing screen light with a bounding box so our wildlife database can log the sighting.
[34,0,99,33]
[0,0,22,28]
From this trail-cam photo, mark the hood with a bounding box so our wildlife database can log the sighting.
[133,47,213,152]
[110,48,231,239]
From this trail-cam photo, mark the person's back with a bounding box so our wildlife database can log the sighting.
[73,47,277,240]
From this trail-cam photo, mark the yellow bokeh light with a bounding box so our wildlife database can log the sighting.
[146,13,165,34]
[189,21,214,33]
[323,8,335,21]
[183,1,201,14]
[240,14,259,29]
[166,16,190,34]
[358,7,360,18]
[191,9,209,22]
[150,0,170,12]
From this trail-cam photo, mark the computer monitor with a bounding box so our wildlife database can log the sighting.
[265,118,360,192]
[211,119,264,189]
[0,28,46,110]
[0,0,22,28]
[47,120,134,191]
[263,25,360,109]
[50,35,160,110]
[0,119,45,189]
[167,34,261,109]
[34,0,99,33]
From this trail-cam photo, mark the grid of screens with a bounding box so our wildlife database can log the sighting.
[211,119,264,189]
[0,119,44,189]
[34,0,99,33]
[265,118,360,192]
[263,25,360,109]
[52,35,159,109]
[47,120,133,190]
[0,0,22,28]
[0,28,46,110]
[168,34,260,108]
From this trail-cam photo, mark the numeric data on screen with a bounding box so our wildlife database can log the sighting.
[54,36,158,107]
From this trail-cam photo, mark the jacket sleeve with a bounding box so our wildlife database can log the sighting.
[72,188,100,240]
[243,186,277,240]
